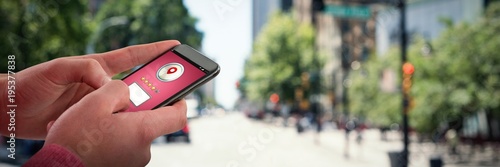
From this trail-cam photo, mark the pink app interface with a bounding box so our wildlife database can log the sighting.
[123,51,206,112]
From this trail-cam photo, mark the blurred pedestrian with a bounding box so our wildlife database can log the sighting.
[355,119,366,145]
[344,119,355,158]
[310,102,323,144]
[280,102,291,127]
[445,129,459,154]
[291,101,308,133]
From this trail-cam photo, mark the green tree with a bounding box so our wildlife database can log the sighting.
[0,0,91,72]
[410,2,500,133]
[242,12,323,103]
[349,2,500,134]
[92,0,202,53]
[349,48,401,127]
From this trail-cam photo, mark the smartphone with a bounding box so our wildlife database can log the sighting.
[122,44,220,112]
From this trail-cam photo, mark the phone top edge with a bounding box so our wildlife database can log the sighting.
[173,44,219,73]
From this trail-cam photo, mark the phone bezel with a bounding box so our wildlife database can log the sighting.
[122,44,220,110]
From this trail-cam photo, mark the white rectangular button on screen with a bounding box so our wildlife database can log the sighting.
[129,82,150,106]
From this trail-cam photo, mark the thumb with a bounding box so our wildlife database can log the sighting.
[47,80,130,132]
[120,99,187,141]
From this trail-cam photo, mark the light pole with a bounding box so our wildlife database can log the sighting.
[86,16,129,54]
[397,1,409,166]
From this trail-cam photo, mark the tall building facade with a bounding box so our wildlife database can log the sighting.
[293,0,378,120]
[252,0,294,42]
[252,0,281,42]
[376,0,484,55]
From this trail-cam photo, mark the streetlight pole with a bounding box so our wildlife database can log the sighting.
[398,0,409,166]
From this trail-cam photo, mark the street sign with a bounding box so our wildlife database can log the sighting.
[324,4,371,19]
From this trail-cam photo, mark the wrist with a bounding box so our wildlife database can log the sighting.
[24,144,85,167]
[45,141,92,166]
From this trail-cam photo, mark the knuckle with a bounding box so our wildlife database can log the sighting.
[106,80,125,88]
[113,80,130,97]
[101,80,130,108]
[103,80,129,104]
[82,58,102,70]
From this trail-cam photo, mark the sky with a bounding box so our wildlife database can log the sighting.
[183,0,252,109]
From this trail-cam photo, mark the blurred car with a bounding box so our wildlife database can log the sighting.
[165,124,190,143]
[163,95,197,143]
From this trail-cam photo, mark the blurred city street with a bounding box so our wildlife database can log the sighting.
[147,112,499,167]
[1,0,500,166]
[148,112,394,167]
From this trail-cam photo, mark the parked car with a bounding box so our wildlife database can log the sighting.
[165,124,190,143]
[163,94,198,143]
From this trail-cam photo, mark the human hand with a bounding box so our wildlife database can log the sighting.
[0,40,181,139]
[44,80,187,167]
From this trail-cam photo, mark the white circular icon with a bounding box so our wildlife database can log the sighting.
[157,63,184,82]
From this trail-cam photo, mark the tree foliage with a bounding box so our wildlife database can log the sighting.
[349,48,401,127]
[410,2,500,133]
[0,0,91,72]
[93,0,202,52]
[241,12,323,102]
[0,0,202,76]
[349,2,500,133]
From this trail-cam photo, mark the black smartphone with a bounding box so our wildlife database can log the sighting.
[122,44,220,112]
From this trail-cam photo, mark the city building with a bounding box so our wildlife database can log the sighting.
[293,0,378,122]
[252,0,293,42]
[376,0,484,55]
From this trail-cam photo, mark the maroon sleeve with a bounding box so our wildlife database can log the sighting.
[23,144,84,167]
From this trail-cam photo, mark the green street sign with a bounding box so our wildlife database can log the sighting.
[324,4,371,19]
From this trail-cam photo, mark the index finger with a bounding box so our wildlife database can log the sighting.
[89,40,180,75]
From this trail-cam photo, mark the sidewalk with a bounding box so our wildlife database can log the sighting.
[295,123,500,167]
[428,142,500,167]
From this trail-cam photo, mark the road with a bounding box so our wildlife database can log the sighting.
[147,113,409,167]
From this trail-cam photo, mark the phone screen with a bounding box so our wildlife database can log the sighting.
[123,50,206,112]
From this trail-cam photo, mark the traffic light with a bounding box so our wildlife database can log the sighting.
[270,93,280,104]
[403,62,415,75]
[402,62,414,95]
